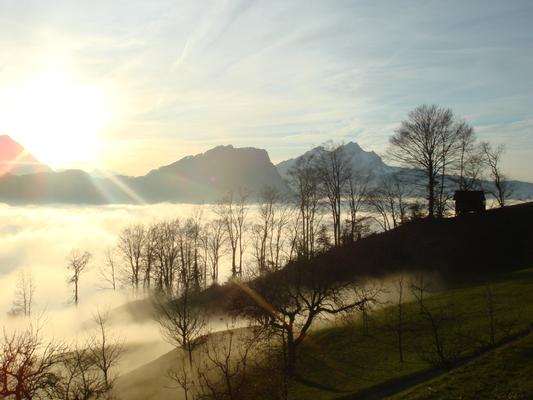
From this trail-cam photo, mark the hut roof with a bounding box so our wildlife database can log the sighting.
[453,190,486,202]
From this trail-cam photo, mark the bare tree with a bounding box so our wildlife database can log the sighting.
[60,343,105,400]
[251,187,292,274]
[169,326,284,400]
[154,292,207,366]
[89,311,124,392]
[67,249,91,306]
[456,127,483,191]
[368,174,411,231]
[410,272,431,314]
[285,213,302,263]
[388,105,473,218]
[415,298,465,370]
[118,224,145,293]
[287,155,322,260]
[168,359,196,400]
[216,190,248,278]
[153,219,181,294]
[58,313,123,400]
[481,142,513,207]
[345,173,370,243]
[143,223,158,290]
[204,219,227,286]
[235,264,377,377]
[252,187,278,274]
[436,120,474,217]
[316,143,353,247]
[268,200,294,271]
[0,324,64,399]
[179,217,205,293]
[0,318,122,400]
[10,270,36,317]
[99,248,117,291]
[195,327,263,400]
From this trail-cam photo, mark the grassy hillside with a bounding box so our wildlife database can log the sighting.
[388,332,533,399]
[113,346,183,400]
[111,268,533,400]
[110,204,533,399]
[290,268,533,400]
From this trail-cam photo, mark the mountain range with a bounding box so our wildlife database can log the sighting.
[0,135,532,205]
[276,142,395,180]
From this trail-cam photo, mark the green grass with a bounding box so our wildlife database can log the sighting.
[387,332,533,399]
[289,268,533,400]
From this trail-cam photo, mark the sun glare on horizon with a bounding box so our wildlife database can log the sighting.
[0,73,111,169]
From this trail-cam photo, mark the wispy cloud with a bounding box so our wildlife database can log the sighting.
[0,0,532,180]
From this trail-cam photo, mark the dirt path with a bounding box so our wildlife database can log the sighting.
[331,326,532,400]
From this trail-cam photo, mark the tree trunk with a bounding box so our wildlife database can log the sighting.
[428,172,435,218]
[286,333,297,378]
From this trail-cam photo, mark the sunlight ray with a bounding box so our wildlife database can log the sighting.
[92,171,146,205]
[0,149,30,176]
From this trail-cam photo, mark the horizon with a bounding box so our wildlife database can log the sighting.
[0,1,532,181]
[1,134,384,176]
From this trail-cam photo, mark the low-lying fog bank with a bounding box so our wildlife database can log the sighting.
[0,204,221,369]
[0,202,444,384]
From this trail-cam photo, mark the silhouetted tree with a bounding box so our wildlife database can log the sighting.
[153,219,181,294]
[456,128,483,190]
[89,311,124,392]
[59,312,123,399]
[316,142,353,246]
[10,270,35,317]
[216,190,249,277]
[368,173,411,231]
[251,187,293,274]
[410,272,431,314]
[345,173,370,242]
[118,224,145,293]
[168,359,196,400]
[287,155,322,260]
[388,105,473,218]
[143,223,158,290]
[154,290,207,366]
[177,215,204,293]
[482,142,513,207]
[60,343,105,399]
[195,327,263,400]
[99,247,117,291]
[0,324,64,399]
[204,218,227,285]
[235,264,376,377]
[415,299,465,370]
[67,249,91,306]
[252,187,278,274]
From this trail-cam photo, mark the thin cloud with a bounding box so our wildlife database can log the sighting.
[0,1,532,180]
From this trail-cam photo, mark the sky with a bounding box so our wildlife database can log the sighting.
[0,0,532,180]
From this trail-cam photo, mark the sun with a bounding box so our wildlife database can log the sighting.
[0,73,111,169]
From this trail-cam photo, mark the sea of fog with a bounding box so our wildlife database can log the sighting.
[0,203,228,313]
[0,202,426,374]
[0,203,243,368]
